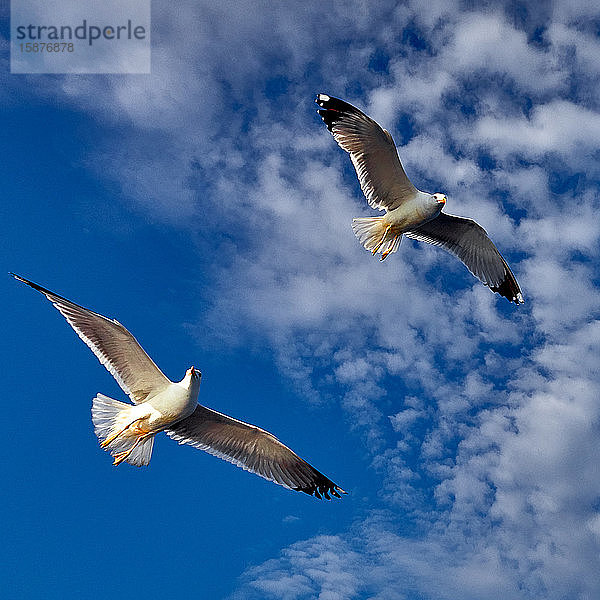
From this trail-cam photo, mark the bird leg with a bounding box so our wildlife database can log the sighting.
[372,224,392,255]
[100,417,144,449]
[112,451,129,466]
[380,236,398,261]
[112,432,153,466]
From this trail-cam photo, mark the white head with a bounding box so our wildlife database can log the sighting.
[186,366,202,381]
[432,193,447,207]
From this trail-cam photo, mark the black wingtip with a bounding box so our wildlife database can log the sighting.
[11,272,36,288]
[315,93,359,113]
[10,273,49,295]
[315,93,363,132]
[298,476,347,500]
[491,269,524,305]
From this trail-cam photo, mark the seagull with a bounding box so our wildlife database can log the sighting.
[316,94,524,304]
[12,274,345,499]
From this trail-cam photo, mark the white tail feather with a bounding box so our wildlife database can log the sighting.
[91,394,155,467]
[351,217,401,258]
[126,435,155,467]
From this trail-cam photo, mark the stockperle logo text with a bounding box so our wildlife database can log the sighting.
[15,19,146,46]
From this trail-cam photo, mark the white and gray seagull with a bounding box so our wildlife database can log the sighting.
[316,94,523,304]
[12,274,345,499]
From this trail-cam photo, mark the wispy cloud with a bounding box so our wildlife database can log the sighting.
[214,3,599,598]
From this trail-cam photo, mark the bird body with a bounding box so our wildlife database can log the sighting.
[316,93,524,304]
[384,190,445,231]
[90,367,201,466]
[145,368,201,424]
[351,190,445,258]
[12,273,344,499]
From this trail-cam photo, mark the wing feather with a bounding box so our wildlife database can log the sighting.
[12,274,171,402]
[166,404,345,499]
[316,94,418,211]
[404,214,524,304]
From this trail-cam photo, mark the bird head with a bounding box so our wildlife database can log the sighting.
[187,366,202,380]
[433,193,447,206]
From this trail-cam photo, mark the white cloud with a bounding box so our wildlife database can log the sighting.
[238,536,363,600]
[214,4,600,599]
[546,22,600,84]
[551,0,600,24]
[448,12,563,94]
[475,100,600,162]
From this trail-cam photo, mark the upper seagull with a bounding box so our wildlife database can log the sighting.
[316,94,523,304]
[12,273,345,499]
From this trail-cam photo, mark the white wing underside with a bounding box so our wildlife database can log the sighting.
[317,94,418,211]
[13,275,171,403]
[166,404,344,499]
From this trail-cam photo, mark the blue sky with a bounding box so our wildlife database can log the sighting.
[2,1,600,598]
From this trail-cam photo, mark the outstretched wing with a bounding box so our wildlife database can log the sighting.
[12,274,171,402]
[166,404,346,499]
[404,213,524,304]
[316,93,418,211]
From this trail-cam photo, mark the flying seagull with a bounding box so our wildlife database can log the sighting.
[11,274,345,499]
[316,94,523,304]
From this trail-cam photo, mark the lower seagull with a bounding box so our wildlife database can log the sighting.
[12,273,345,500]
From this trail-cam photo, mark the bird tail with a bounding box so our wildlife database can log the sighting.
[352,217,401,260]
[91,394,154,467]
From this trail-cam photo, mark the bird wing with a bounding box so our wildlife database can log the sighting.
[166,404,345,499]
[404,213,524,304]
[316,94,418,211]
[12,274,171,403]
